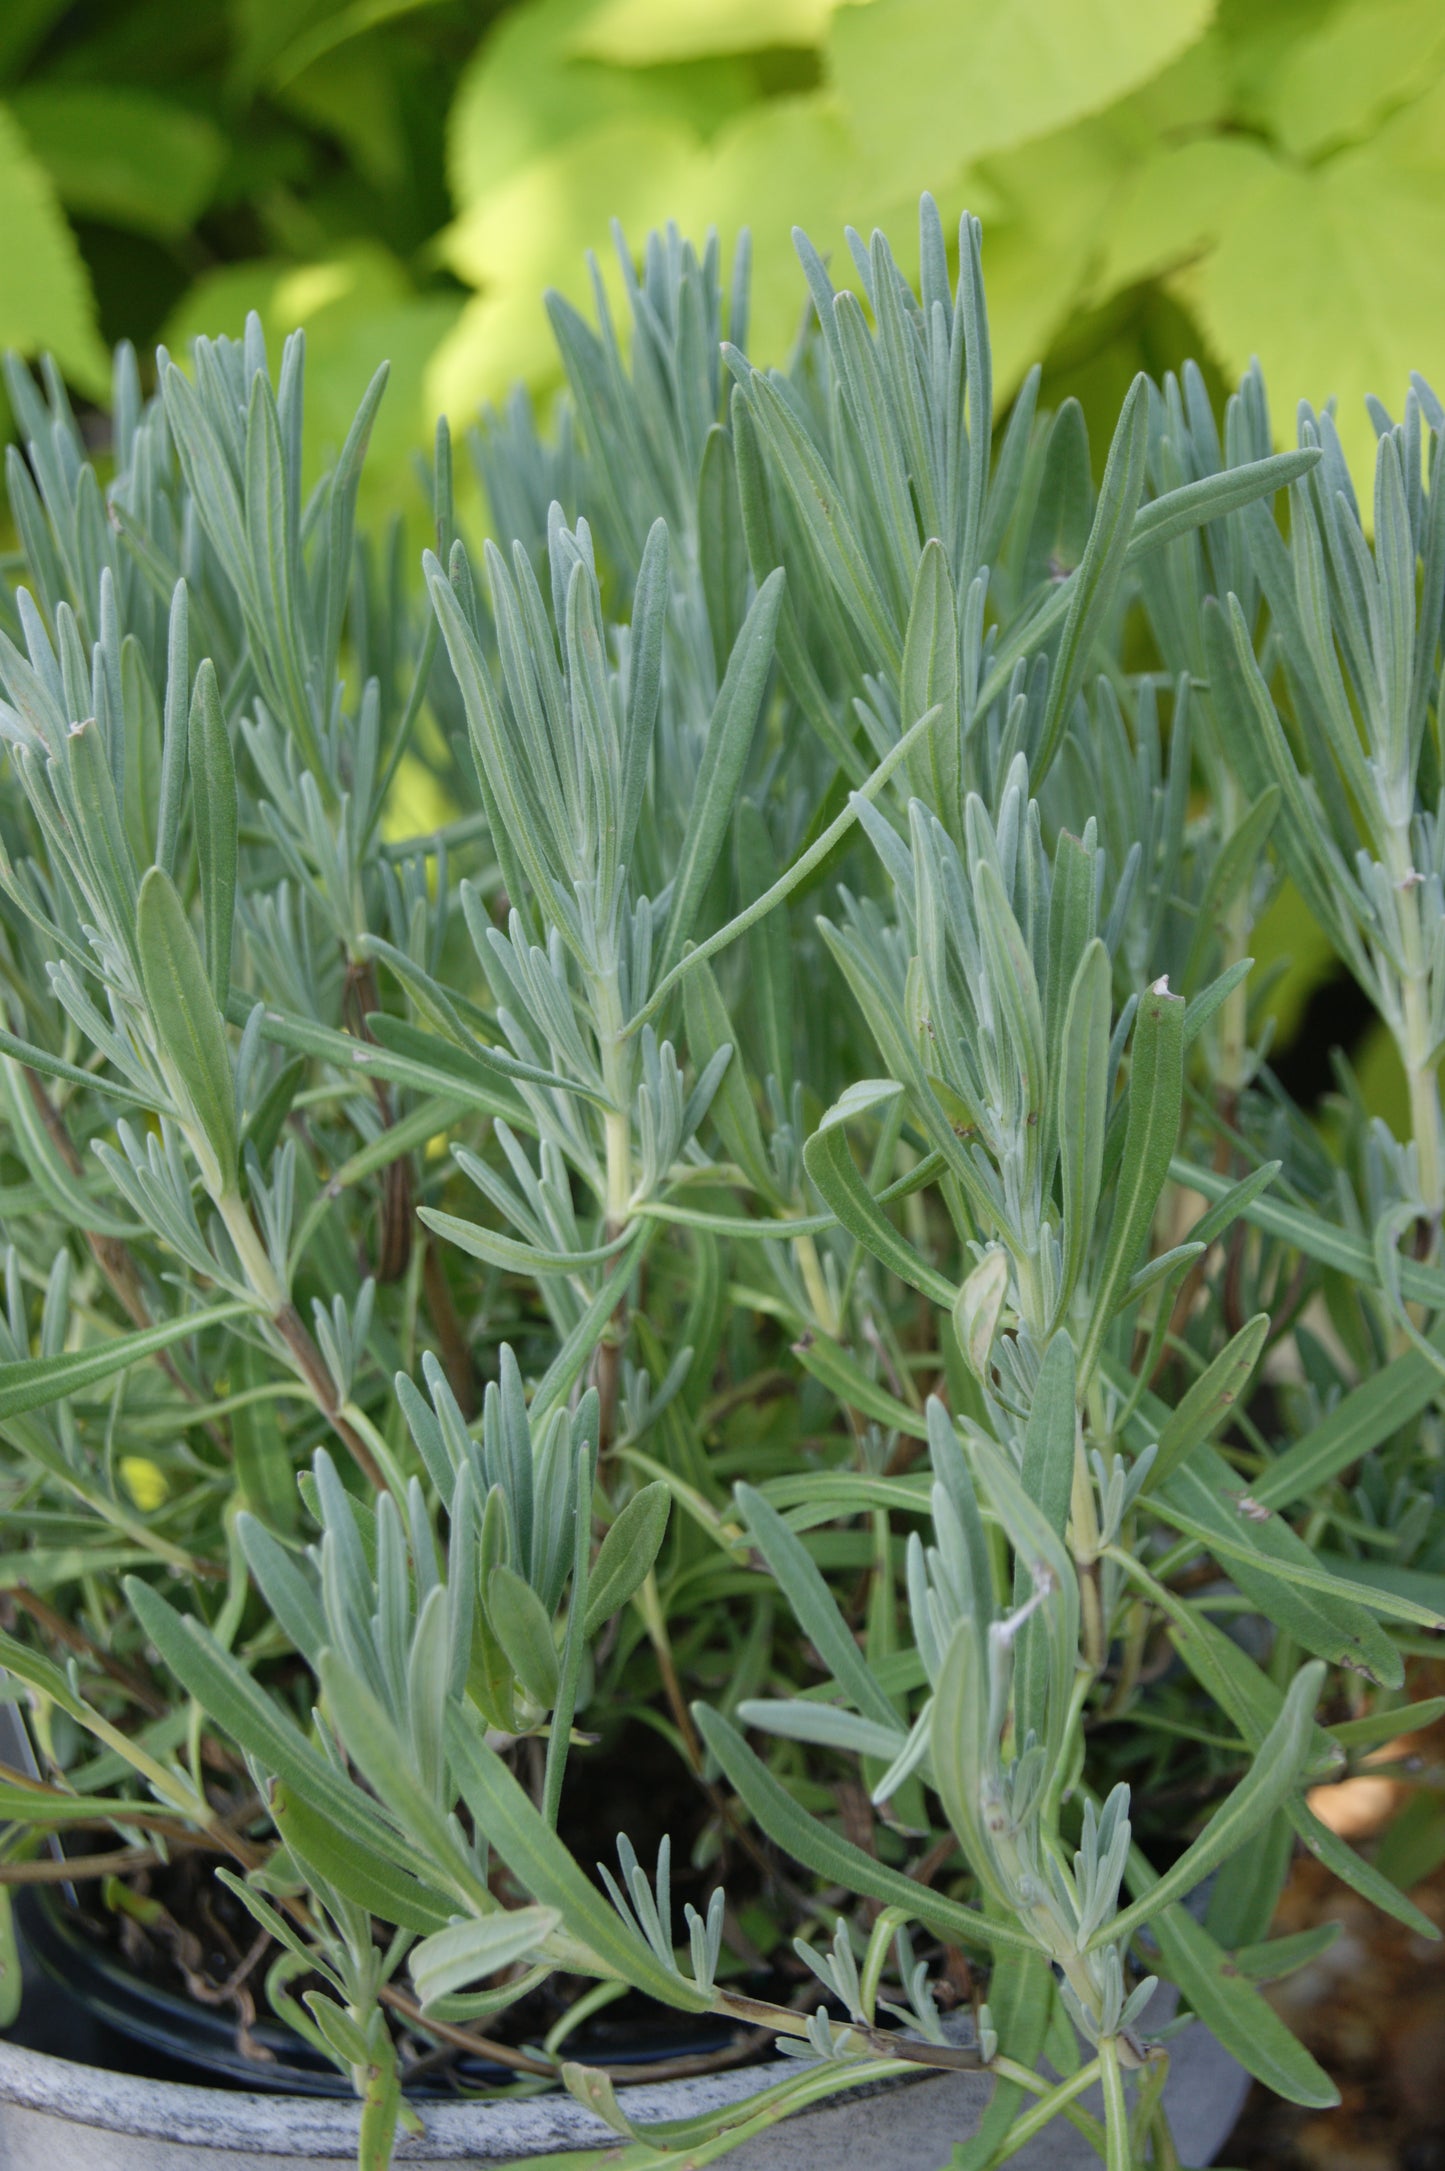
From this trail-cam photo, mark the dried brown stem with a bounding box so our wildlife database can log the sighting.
[592,1283,628,1462]
[22,1068,228,1451]
[344,958,413,1286]
[380,1982,766,2085]
[0,1843,173,1883]
[6,1588,168,1718]
[422,1234,476,1417]
[271,1299,386,1490]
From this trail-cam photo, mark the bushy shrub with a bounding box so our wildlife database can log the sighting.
[0,202,1441,2169]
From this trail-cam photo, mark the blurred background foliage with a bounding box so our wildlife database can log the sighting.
[1,0,1442,1098]
[4,0,1444,498]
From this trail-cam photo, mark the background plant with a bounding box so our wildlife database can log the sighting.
[3,0,1445,513]
[0,195,1441,2171]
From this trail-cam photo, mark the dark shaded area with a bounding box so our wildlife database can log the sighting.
[1266,964,1379,1109]
[7,1875,742,2097]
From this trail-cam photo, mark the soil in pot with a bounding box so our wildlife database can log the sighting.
[2,1715,781,2098]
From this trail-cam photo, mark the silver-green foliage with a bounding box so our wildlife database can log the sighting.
[0,201,1442,2170]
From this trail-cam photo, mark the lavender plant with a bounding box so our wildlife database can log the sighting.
[0,203,1441,2171]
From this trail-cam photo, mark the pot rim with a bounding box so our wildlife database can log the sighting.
[0,2033,863,2157]
[0,2012,1251,2165]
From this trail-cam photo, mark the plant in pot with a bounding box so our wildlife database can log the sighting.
[0,201,1441,2171]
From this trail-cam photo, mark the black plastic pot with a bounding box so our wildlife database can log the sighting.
[8,1886,739,2097]
[0,1901,1252,2170]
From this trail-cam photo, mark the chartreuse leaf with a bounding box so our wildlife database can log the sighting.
[1093,1662,1324,1952]
[136,866,238,1188]
[0,101,108,389]
[829,1,1210,190]
[9,84,225,239]
[693,1702,1033,1955]
[410,1907,561,2009]
[803,1081,957,1306]
[1187,104,1445,484]
[584,1481,670,1636]
[574,0,831,63]
[1080,975,1184,1382]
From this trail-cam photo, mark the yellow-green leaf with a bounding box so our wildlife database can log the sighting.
[8,86,225,239]
[1240,0,1445,159]
[571,0,832,63]
[1179,81,1445,482]
[828,0,1213,200]
[0,100,107,391]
